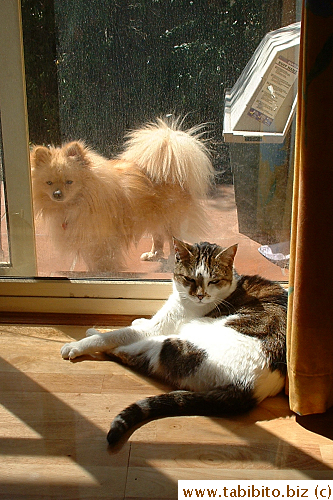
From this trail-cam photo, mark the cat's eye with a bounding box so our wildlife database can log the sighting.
[66,180,73,185]
[46,181,53,185]
[182,276,195,284]
[209,279,221,285]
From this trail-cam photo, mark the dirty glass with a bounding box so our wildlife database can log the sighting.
[0,115,10,268]
[20,0,301,280]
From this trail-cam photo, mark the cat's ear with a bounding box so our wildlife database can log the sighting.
[173,237,193,261]
[216,244,238,264]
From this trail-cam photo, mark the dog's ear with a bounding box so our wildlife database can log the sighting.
[31,146,51,167]
[65,141,87,162]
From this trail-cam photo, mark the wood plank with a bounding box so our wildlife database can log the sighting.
[0,322,333,500]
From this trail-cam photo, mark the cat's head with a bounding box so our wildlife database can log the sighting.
[173,238,238,306]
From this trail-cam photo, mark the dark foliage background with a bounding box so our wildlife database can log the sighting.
[21,0,289,180]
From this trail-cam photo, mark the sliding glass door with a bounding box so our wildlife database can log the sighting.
[0,0,301,314]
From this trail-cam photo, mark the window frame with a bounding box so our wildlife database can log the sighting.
[0,0,291,317]
[0,0,172,316]
[0,279,172,315]
[0,0,36,278]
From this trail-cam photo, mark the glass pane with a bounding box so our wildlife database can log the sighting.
[0,115,10,267]
[21,0,300,280]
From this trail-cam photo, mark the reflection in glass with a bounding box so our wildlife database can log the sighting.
[0,114,10,267]
[21,0,300,280]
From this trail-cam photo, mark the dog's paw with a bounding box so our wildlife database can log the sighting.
[61,342,84,360]
[140,250,164,261]
[86,328,100,337]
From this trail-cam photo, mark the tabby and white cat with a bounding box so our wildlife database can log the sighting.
[61,238,287,447]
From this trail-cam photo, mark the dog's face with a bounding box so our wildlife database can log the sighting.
[31,142,89,204]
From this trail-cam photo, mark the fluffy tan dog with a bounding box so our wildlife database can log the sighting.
[30,118,214,273]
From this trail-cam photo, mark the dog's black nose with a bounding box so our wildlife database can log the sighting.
[53,190,63,200]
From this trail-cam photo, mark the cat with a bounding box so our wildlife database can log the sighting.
[61,238,287,447]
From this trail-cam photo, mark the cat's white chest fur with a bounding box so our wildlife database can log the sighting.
[125,288,285,402]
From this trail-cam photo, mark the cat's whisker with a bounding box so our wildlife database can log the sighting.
[219,299,235,314]
[211,298,235,316]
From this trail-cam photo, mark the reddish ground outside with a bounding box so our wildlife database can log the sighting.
[27,184,289,282]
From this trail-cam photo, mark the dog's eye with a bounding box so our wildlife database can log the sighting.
[66,180,73,185]
[46,181,53,185]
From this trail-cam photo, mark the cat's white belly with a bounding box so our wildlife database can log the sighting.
[177,317,285,399]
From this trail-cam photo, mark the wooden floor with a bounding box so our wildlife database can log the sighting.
[1,324,333,499]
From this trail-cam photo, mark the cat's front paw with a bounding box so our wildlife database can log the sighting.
[61,341,85,360]
[86,328,100,337]
[132,318,150,328]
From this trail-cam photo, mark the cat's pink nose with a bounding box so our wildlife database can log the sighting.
[197,295,204,301]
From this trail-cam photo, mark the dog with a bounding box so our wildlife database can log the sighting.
[30,118,214,273]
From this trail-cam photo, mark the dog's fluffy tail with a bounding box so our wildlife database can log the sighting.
[119,117,214,198]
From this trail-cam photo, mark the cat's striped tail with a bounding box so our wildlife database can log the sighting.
[107,385,257,447]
